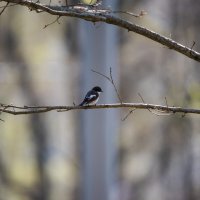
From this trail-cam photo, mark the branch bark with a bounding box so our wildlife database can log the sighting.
[1,0,200,62]
[1,103,200,115]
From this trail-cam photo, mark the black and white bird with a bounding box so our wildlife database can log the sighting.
[79,86,103,106]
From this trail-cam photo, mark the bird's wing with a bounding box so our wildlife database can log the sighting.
[79,90,98,106]
[84,90,98,102]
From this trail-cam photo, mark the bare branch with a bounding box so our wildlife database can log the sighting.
[92,68,123,103]
[1,0,200,62]
[0,103,200,115]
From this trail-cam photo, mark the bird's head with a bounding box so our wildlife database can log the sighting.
[92,86,103,93]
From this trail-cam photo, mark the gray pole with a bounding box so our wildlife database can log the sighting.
[78,1,120,200]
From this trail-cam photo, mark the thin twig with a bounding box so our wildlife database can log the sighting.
[138,93,145,103]
[0,3,17,8]
[121,108,136,121]
[0,2,9,15]
[0,111,4,122]
[190,41,195,50]
[43,16,61,29]
[109,68,123,103]
[138,93,172,116]
[182,113,186,118]
[91,68,123,103]
[91,69,110,81]
[112,10,147,18]
[138,92,155,114]
[165,97,168,108]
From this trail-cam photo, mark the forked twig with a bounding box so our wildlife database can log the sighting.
[91,67,123,103]
[138,93,172,116]
[43,16,61,29]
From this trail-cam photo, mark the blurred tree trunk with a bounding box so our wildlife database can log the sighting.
[78,1,120,200]
[0,18,49,200]
[158,1,200,200]
[18,62,49,200]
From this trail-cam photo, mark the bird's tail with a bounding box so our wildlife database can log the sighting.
[79,101,85,106]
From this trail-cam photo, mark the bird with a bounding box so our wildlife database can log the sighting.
[79,86,103,106]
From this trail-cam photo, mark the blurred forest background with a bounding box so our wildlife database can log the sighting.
[0,0,200,200]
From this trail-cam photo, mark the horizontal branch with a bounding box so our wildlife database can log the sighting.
[1,103,200,115]
[2,0,200,62]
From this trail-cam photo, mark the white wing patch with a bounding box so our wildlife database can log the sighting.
[87,94,96,100]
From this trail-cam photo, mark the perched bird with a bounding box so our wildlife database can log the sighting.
[79,86,103,106]
[81,0,102,6]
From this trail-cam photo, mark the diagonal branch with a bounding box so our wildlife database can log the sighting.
[0,103,200,115]
[1,0,200,62]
